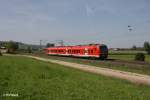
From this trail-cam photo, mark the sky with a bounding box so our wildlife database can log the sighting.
[0,0,150,48]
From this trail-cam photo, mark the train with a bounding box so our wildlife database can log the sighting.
[45,44,108,59]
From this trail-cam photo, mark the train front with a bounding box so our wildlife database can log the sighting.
[99,45,108,59]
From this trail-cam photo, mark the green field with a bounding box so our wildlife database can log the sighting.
[109,54,150,62]
[0,56,150,100]
[109,50,150,62]
[28,53,150,75]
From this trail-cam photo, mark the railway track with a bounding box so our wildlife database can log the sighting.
[40,54,150,67]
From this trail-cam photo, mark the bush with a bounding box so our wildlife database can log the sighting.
[5,41,18,54]
[0,51,2,56]
[27,46,32,53]
[134,53,145,61]
[144,41,150,54]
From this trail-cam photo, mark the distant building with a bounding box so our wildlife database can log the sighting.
[0,46,7,53]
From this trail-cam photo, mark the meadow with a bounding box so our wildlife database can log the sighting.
[109,54,150,62]
[29,52,150,75]
[0,56,150,100]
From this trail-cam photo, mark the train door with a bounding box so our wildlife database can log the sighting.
[84,48,88,55]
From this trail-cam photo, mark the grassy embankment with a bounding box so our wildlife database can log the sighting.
[0,56,150,100]
[26,51,150,75]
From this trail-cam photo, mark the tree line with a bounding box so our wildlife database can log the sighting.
[1,41,150,55]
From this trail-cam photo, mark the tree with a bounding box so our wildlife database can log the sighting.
[135,53,145,61]
[132,45,137,50]
[46,43,55,47]
[0,51,2,56]
[5,41,18,53]
[27,46,32,53]
[144,41,150,54]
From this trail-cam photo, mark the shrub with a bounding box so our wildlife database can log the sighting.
[134,53,145,61]
[27,46,32,53]
[144,41,150,54]
[5,41,18,54]
[0,51,2,56]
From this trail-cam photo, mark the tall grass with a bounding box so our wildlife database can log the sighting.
[0,56,150,100]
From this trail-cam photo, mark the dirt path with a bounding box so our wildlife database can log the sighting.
[6,54,150,85]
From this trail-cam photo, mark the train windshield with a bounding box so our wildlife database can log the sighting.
[100,45,108,53]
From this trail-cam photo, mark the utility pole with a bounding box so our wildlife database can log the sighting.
[59,40,64,46]
[56,40,64,46]
[40,40,42,50]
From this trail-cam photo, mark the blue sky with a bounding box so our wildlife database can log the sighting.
[0,0,150,48]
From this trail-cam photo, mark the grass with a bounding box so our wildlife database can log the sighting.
[0,56,150,100]
[109,54,150,62]
[109,50,146,54]
[28,53,150,75]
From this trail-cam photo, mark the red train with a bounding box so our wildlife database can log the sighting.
[45,44,108,59]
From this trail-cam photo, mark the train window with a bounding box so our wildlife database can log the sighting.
[100,45,108,53]
[78,50,80,53]
[91,50,93,53]
[88,50,90,53]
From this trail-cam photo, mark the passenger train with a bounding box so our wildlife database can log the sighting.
[45,44,108,59]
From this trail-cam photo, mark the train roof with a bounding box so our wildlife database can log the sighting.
[46,44,106,49]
